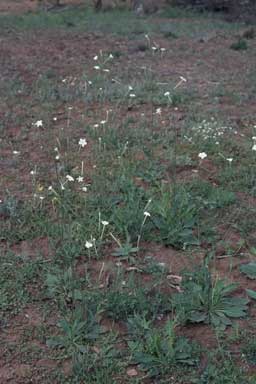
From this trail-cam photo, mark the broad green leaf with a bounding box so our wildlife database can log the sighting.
[246,289,256,300]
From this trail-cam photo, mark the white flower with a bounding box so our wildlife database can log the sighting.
[82,186,88,192]
[77,176,84,183]
[144,211,151,217]
[13,150,20,155]
[103,69,110,73]
[88,81,92,85]
[226,158,233,162]
[34,120,43,128]
[109,54,114,59]
[180,76,187,82]
[101,220,109,226]
[53,117,57,121]
[252,144,256,151]
[94,65,100,70]
[93,55,98,60]
[156,108,162,115]
[78,138,87,148]
[129,94,136,98]
[30,170,36,175]
[55,155,60,160]
[85,241,93,249]
[94,124,99,128]
[160,47,166,52]
[39,196,44,200]
[152,46,157,51]
[66,175,74,182]
[252,136,256,141]
[164,91,170,97]
[100,120,106,125]
[198,152,207,160]
[48,186,53,191]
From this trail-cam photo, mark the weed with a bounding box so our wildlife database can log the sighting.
[129,319,199,377]
[230,39,248,51]
[173,266,248,329]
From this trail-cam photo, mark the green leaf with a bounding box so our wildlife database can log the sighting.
[246,289,256,300]
[240,263,256,279]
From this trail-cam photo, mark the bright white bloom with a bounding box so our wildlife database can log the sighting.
[39,196,44,200]
[94,124,99,128]
[54,147,58,152]
[129,94,136,98]
[34,120,43,128]
[152,46,157,51]
[94,66,100,70]
[144,211,151,217]
[180,76,187,82]
[85,241,93,249]
[48,186,53,191]
[30,170,36,175]
[78,138,87,148]
[82,186,88,192]
[13,151,20,155]
[252,136,256,141]
[103,69,110,73]
[109,54,114,59]
[55,155,60,160]
[226,158,233,163]
[100,120,106,125]
[66,175,74,182]
[160,47,166,52]
[198,152,207,160]
[93,55,98,60]
[101,220,109,226]
[77,176,84,183]
[128,85,133,91]
[252,144,256,151]
[164,91,170,97]
[156,108,162,115]
[88,81,92,85]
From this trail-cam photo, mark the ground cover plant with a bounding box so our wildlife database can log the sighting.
[1,0,256,382]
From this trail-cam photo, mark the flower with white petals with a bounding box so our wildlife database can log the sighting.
[78,138,87,148]
[164,91,170,97]
[226,158,233,163]
[198,152,207,160]
[101,220,109,226]
[252,144,256,151]
[93,55,98,60]
[82,186,88,192]
[66,175,74,182]
[13,150,20,155]
[77,176,84,183]
[129,94,136,98]
[144,211,151,217]
[156,108,162,115]
[85,241,93,249]
[34,120,43,128]
[94,66,100,70]
[100,120,106,125]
